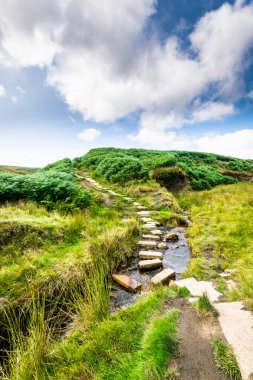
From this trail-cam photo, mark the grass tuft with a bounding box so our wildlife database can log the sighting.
[194,292,219,317]
[211,339,242,380]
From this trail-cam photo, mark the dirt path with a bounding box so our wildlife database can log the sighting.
[170,298,226,380]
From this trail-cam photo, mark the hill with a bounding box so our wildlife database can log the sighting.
[75,148,253,190]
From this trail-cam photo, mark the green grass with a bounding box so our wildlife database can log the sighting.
[210,339,242,380]
[177,183,253,310]
[193,293,219,317]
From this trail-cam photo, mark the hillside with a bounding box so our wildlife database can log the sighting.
[75,148,253,190]
[0,149,252,379]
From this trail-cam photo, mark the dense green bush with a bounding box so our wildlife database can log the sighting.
[94,154,149,183]
[75,148,253,190]
[0,159,92,211]
[152,167,188,191]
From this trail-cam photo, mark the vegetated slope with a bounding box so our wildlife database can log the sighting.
[74,147,253,190]
[177,183,253,310]
[0,165,39,175]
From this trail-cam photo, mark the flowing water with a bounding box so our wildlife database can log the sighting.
[109,218,191,312]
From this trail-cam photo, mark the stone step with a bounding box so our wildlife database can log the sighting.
[139,251,163,259]
[151,229,163,235]
[139,258,163,271]
[174,277,222,302]
[142,223,157,230]
[141,217,155,222]
[133,201,141,206]
[151,268,176,285]
[138,240,157,248]
[137,211,150,216]
[215,301,253,380]
[142,234,160,241]
[112,274,142,293]
[137,206,147,210]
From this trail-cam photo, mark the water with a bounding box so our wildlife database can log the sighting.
[109,218,191,312]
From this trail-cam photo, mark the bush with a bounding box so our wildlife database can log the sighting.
[152,167,188,191]
[94,154,149,183]
[0,159,92,211]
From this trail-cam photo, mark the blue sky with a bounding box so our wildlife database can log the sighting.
[0,0,253,166]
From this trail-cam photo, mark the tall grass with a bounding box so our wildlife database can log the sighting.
[211,339,242,380]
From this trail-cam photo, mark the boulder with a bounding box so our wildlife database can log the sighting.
[142,234,160,241]
[158,242,168,249]
[165,233,179,242]
[151,268,175,285]
[139,251,163,259]
[112,274,142,293]
[139,259,163,271]
[138,240,157,248]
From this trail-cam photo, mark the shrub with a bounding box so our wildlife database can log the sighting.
[152,167,188,191]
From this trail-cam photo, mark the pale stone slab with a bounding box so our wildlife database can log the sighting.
[158,242,168,249]
[138,240,157,248]
[139,251,163,259]
[151,229,163,235]
[133,202,141,206]
[215,302,253,380]
[143,223,157,230]
[141,217,153,222]
[151,268,175,285]
[124,197,133,202]
[174,277,222,302]
[137,211,150,216]
[112,274,142,293]
[137,206,147,210]
[139,258,162,271]
[142,234,160,241]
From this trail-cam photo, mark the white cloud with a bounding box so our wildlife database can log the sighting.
[0,0,253,141]
[16,86,26,94]
[78,128,101,142]
[0,84,6,97]
[11,95,17,103]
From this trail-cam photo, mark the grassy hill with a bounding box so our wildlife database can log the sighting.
[75,148,253,190]
[0,165,39,175]
[0,148,252,379]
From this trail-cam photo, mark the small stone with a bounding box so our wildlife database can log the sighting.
[137,211,150,216]
[138,240,157,248]
[142,234,160,241]
[133,202,141,206]
[158,242,168,249]
[139,258,163,271]
[219,272,232,278]
[139,251,163,259]
[112,274,142,292]
[165,233,179,242]
[151,268,175,285]
[151,229,163,235]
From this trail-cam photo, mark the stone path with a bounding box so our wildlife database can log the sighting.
[79,174,253,379]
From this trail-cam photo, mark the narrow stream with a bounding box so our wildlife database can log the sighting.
[110,217,191,312]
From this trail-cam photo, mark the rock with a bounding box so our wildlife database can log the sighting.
[139,258,163,271]
[142,234,160,241]
[143,223,157,230]
[133,201,140,206]
[165,233,179,242]
[219,272,232,278]
[124,197,133,202]
[139,250,163,259]
[151,268,175,285]
[215,301,253,380]
[158,242,168,249]
[137,206,147,210]
[137,211,150,216]
[174,277,222,302]
[151,229,163,235]
[112,274,142,293]
[138,240,157,248]
[141,217,153,222]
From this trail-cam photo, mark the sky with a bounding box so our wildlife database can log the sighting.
[0,0,253,167]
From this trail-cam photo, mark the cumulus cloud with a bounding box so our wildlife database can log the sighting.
[0,84,6,97]
[78,128,101,142]
[0,0,253,149]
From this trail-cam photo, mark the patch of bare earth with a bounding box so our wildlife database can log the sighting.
[169,298,226,380]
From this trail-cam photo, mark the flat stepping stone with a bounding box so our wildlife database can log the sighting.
[158,242,168,249]
[112,274,142,293]
[215,301,253,380]
[137,211,150,216]
[137,206,147,210]
[139,251,163,259]
[174,277,222,302]
[138,240,157,248]
[143,223,157,230]
[141,217,158,223]
[142,234,160,241]
[133,202,141,206]
[165,233,179,242]
[151,229,163,235]
[151,268,175,285]
[139,258,162,271]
